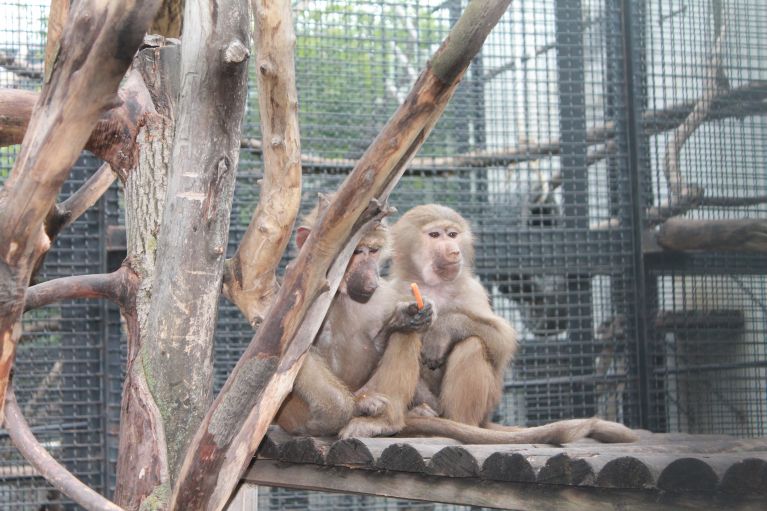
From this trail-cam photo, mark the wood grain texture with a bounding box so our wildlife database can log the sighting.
[141,0,251,485]
[246,458,766,511]
[114,39,179,511]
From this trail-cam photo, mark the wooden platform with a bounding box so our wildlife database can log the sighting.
[242,426,767,511]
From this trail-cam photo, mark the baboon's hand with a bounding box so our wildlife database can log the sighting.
[390,300,434,333]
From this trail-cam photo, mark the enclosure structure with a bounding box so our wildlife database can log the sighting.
[0,0,765,509]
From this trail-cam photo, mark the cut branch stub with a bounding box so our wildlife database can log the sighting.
[0,0,161,423]
[170,1,512,510]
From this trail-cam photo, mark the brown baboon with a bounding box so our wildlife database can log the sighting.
[370,204,638,444]
[275,200,432,436]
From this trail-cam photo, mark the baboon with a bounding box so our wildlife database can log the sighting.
[370,204,638,444]
[387,204,517,426]
[275,199,432,436]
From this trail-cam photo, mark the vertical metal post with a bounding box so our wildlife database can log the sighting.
[98,161,110,495]
[555,0,595,417]
[620,0,652,430]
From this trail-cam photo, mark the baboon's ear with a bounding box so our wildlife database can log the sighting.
[296,226,311,250]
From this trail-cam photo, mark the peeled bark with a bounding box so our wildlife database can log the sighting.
[170,1,512,509]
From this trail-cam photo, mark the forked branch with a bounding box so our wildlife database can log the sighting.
[647,24,727,225]
[222,0,303,327]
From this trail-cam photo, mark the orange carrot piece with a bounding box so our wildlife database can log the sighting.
[410,282,424,310]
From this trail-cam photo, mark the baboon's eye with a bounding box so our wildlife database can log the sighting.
[370,248,379,254]
[447,231,458,238]
[353,249,363,255]
[429,232,440,239]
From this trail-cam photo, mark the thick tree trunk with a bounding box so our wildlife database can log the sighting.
[113,40,178,510]
[170,1,512,509]
[142,0,251,485]
[0,0,160,423]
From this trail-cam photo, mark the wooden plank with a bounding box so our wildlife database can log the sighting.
[243,459,767,511]
[658,458,719,491]
[326,438,374,466]
[259,430,767,493]
[481,451,537,483]
[428,446,480,477]
[720,458,767,495]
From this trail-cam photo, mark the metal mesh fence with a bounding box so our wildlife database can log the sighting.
[0,0,765,509]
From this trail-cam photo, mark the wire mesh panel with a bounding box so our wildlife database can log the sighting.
[636,0,767,435]
[0,0,766,509]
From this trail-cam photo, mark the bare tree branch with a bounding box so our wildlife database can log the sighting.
[171,1,512,509]
[0,0,161,423]
[656,218,767,252]
[699,195,767,207]
[4,388,124,511]
[0,70,157,176]
[0,90,38,146]
[648,24,727,226]
[222,0,303,327]
[24,265,138,312]
[45,163,117,240]
[240,81,765,173]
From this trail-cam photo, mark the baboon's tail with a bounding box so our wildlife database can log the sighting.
[402,416,638,444]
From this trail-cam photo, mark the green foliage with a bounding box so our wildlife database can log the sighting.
[247,1,453,159]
